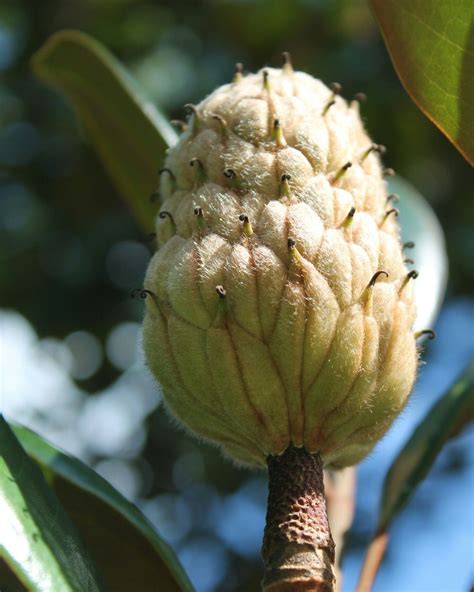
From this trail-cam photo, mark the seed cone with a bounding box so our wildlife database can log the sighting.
[143,66,418,468]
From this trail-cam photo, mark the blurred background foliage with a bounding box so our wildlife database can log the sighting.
[0,1,473,591]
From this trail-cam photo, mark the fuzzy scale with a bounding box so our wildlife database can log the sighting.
[143,67,417,468]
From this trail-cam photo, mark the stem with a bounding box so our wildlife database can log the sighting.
[262,445,336,592]
[356,530,388,592]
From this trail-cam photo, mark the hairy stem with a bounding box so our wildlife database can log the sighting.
[262,446,336,591]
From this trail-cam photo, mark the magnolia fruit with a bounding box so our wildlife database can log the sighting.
[142,61,419,470]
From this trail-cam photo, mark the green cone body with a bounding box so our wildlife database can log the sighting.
[143,67,417,468]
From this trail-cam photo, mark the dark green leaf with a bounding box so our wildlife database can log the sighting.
[377,361,474,532]
[12,424,194,592]
[371,0,474,165]
[32,30,178,231]
[0,416,104,592]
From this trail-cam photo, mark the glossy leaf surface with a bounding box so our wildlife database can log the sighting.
[391,176,448,332]
[12,424,194,592]
[371,0,474,164]
[0,416,103,592]
[32,30,178,231]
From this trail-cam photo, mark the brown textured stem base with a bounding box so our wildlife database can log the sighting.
[262,446,335,592]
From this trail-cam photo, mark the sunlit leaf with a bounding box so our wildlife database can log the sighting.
[371,0,474,165]
[12,424,195,592]
[32,30,178,231]
[0,416,104,592]
[377,360,474,532]
[392,176,448,332]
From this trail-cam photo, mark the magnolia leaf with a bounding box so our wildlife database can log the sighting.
[357,362,474,591]
[377,360,474,533]
[0,416,104,592]
[12,424,195,592]
[391,176,448,332]
[32,30,178,231]
[371,0,474,165]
